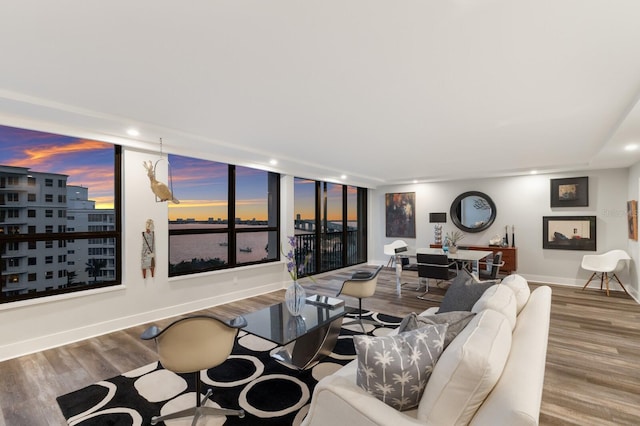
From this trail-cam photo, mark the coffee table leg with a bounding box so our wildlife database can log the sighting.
[272,317,344,369]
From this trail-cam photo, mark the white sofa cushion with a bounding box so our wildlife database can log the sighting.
[500,274,531,314]
[417,309,512,425]
[353,324,448,410]
[471,284,518,330]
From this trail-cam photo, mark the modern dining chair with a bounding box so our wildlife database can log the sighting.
[141,314,247,425]
[383,240,408,267]
[478,251,504,281]
[336,264,384,332]
[416,253,458,301]
[581,249,631,296]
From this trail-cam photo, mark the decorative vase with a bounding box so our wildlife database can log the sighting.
[285,315,307,339]
[285,281,306,316]
[449,245,458,254]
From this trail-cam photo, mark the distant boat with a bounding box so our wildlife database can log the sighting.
[219,242,228,246]
[239,247,252,253]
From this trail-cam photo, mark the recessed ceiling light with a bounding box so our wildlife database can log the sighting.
[624,144,638,151]
[413,180,418,184]
[340,174,347,180]
[269,159,278,165]
[530,170,538,175]
[126,128,140,137]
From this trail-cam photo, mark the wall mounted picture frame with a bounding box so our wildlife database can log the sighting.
[550,176,589,207]
[627,200,638,241]
[542,216,596,251]
[385,192,416,238]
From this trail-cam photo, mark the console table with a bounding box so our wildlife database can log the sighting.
[430,244,518,274]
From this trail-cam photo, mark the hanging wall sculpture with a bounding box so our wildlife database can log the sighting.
[144,160,179,203]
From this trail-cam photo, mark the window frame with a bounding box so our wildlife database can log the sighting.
[0,145,122,304]
[168,161,281,277]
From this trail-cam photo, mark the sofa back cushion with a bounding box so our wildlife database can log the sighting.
[471,284,517,330]
[417,309,512,425]
[500,274,531,314]
[353,324,448,411]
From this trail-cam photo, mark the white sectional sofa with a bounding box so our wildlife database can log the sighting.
[301,275,551,426]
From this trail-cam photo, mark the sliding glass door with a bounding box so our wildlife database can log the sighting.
[294,178,367,276]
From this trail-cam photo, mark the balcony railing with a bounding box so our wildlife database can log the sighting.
[295,230,360,276]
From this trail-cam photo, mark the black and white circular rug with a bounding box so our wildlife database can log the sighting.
[56,311,401,426]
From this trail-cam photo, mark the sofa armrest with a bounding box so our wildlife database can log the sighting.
[301,375,424,426]
[470,285,552,426]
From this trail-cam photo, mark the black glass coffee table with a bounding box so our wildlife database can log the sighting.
[242,298,355,369]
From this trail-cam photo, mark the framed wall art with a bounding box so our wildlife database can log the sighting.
[628,200,638,241]
[542,216,596,251]
[385,192,416,238]
[550,176,589,207]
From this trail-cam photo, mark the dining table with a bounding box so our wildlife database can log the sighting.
[393,247,493,295]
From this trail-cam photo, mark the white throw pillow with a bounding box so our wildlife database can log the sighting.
[417,310,512,425]
[501,274,531,314]
[472,284,517,330]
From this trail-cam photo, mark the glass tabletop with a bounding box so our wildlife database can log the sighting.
[242,299,354,346]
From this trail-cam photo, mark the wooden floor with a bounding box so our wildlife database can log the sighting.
[1,266,639,425]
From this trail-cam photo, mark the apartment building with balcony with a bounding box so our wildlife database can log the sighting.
[0,168,115,295]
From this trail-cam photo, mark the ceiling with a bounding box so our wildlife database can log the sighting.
[2,1,640,188]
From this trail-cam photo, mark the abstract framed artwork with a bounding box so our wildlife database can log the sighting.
[385,192,416,238]
[550,176,589,207]
[628,200,638,241]
[542,216,596,251]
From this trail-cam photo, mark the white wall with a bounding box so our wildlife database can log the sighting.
[370,168,631,288]
[0,147,292,361]
[1,145,636,361]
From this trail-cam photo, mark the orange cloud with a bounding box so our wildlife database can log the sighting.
[10,140,110,168]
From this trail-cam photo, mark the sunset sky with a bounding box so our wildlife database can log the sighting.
[0,123,357,221]
[0,124,115,208]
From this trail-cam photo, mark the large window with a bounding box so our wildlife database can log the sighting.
[0,124,121,303]
[294,178,367,276]
[168,154,280,276]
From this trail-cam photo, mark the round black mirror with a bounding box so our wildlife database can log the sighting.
[450,191,496,233]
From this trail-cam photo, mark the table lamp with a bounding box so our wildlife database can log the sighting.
[429,212,447,245]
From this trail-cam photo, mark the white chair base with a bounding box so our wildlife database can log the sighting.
[151,389,245,425]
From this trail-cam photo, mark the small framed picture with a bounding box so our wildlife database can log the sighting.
[542,216,596,251]
[628,200,638,241]
[550,177,589,207]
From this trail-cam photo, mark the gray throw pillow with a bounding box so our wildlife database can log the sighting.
[353,324,447,411]
[438,270,496,313]
[398,311,475,348]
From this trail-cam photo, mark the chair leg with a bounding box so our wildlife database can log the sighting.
[604,272,610,296]
[612,273,630,295]
[582,272,598,291]
[417,278,440,302]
